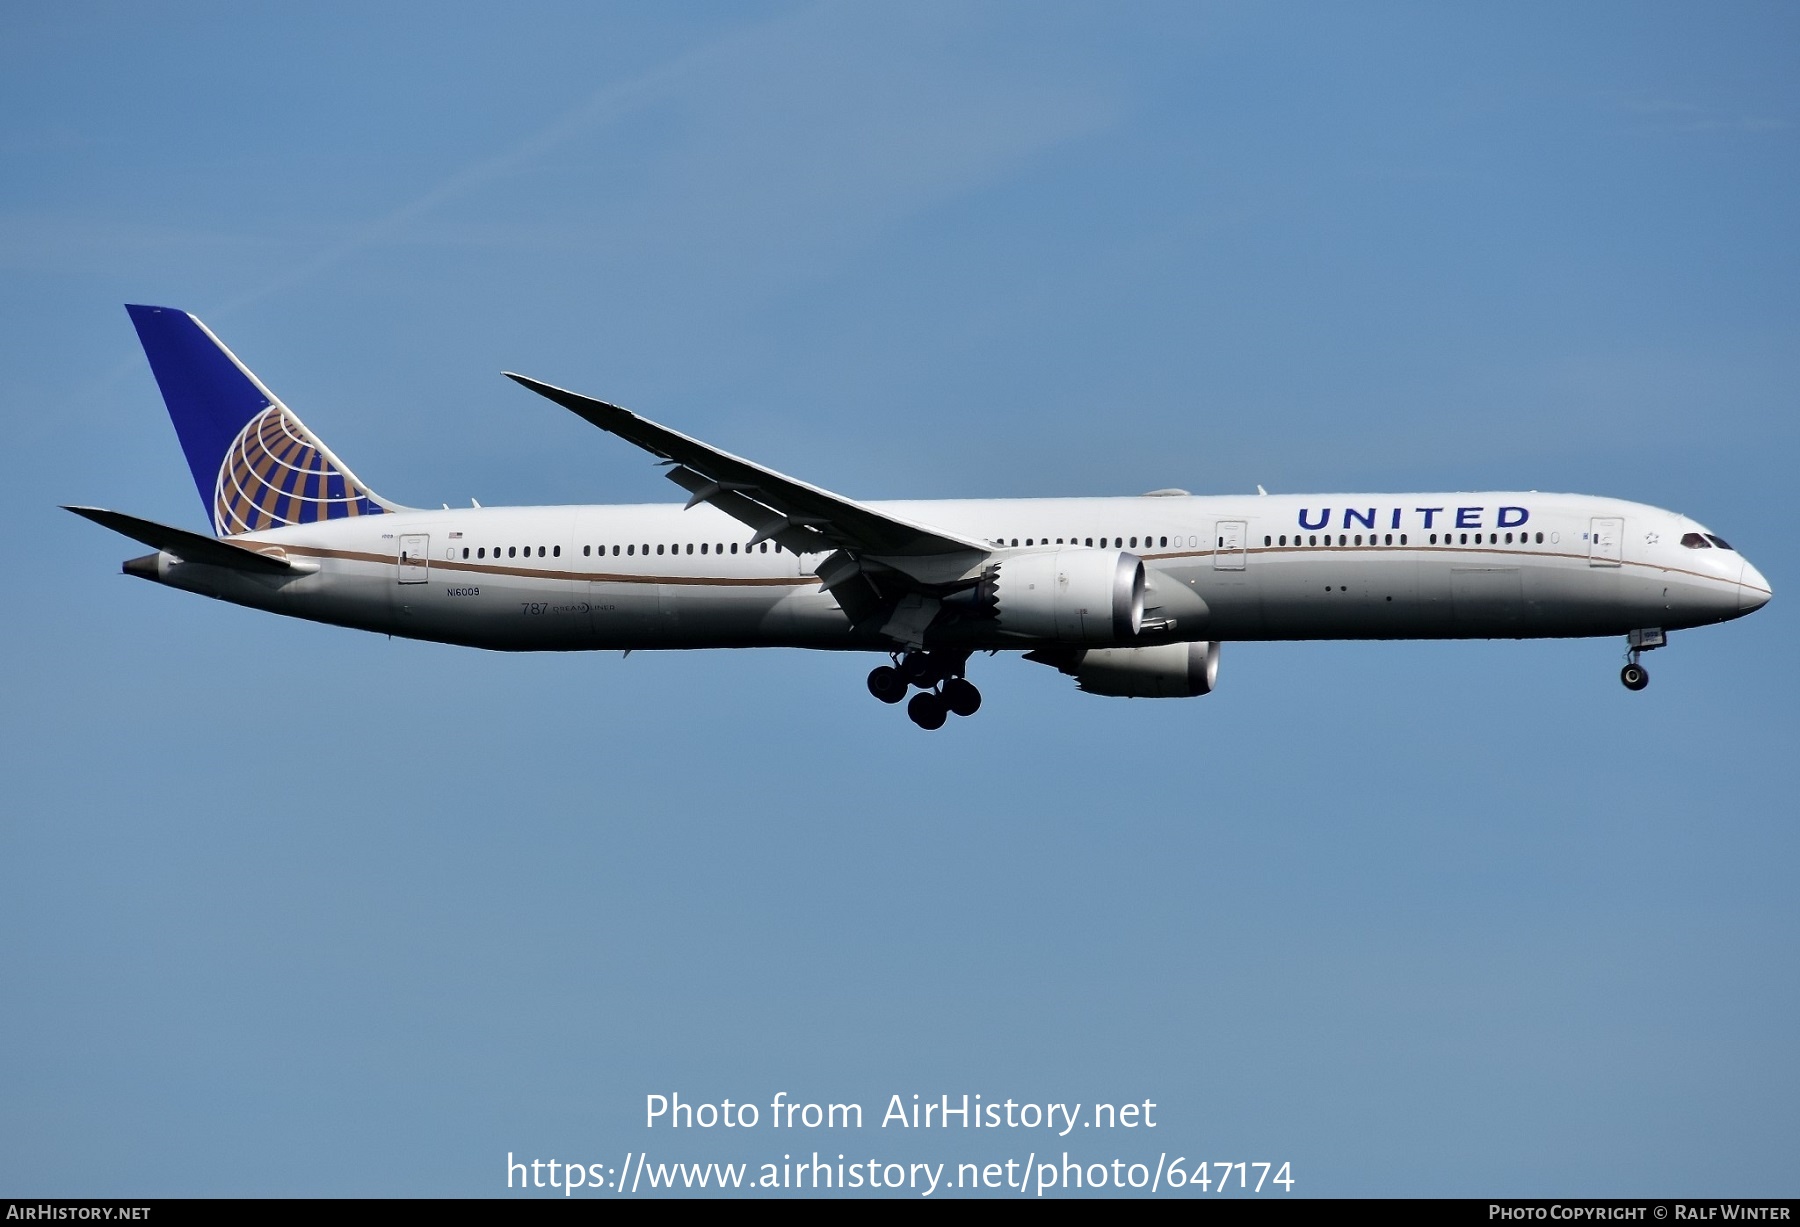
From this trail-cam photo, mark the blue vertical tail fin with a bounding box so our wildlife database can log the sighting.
[126,304,400,537]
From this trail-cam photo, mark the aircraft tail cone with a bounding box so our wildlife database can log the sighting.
[123,552,161,580]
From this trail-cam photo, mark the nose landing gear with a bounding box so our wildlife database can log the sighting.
[867,651,980,728]
[1620,627,1665,691]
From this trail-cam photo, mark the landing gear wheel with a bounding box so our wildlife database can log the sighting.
[907,691,948,730]
[942,677,982,717]
[1621,663,1649,691]
[867,665,906,704]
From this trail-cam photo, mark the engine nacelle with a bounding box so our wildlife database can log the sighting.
[1074,640,1220,698]
[993,548,1144,646]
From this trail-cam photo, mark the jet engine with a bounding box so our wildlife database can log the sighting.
[991,548,1144,646]
[1072,640,1220,698]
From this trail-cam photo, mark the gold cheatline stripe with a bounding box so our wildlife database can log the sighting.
[245,539,1750,595]
[272,543,818,586]
[1147,543,1743,589]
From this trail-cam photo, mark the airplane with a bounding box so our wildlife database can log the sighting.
[68,304,1772,730]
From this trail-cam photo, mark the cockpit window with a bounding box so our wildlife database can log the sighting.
[1680,532,1710,549]
[1704,534,1733,551]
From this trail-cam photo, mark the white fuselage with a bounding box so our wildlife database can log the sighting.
[135,491,1769,654]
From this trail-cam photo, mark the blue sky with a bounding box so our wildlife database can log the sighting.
[2,2,1795,1197]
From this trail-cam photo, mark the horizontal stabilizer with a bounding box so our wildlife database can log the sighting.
[63,506,300,574]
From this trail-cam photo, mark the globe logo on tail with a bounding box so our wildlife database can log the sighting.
[213,404,385,536]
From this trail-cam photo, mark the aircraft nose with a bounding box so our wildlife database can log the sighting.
[1739,558,1772,613]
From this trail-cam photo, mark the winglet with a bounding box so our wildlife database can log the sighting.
[502,372,674,458]
[503,372,990,559]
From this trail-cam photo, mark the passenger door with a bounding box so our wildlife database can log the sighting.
[1213,520,1247,571]
[397,533,429,583]
[1589,517,1623,567]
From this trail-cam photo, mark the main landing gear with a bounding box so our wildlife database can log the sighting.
[867,651,980,729]
[1620,627,1666,692]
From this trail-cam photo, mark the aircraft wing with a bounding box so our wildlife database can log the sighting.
[504,374,988,561]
